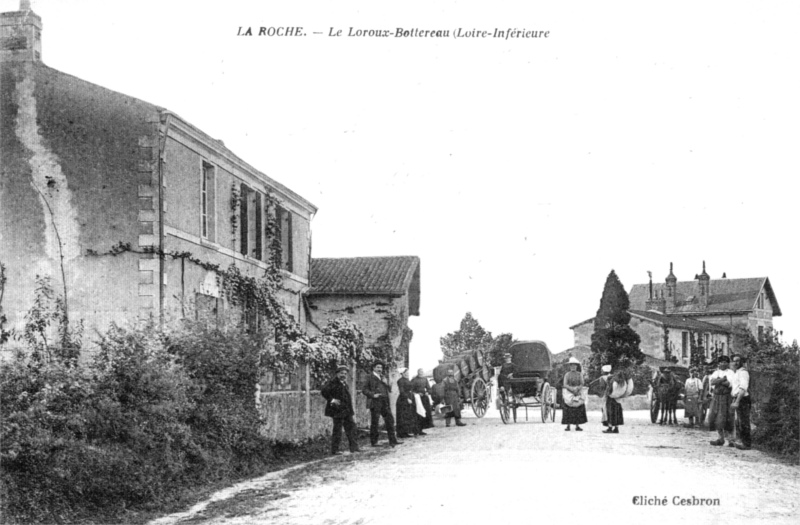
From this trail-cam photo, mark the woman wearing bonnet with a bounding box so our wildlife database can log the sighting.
[561,357,587,431]
[599,364,624,434]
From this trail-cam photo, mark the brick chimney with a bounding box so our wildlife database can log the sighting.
[665,262,677,312]
[1,1,42,62]
[645,270,666,313]
[698,260,710,309]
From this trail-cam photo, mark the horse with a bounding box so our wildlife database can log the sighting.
[652,369,681,425]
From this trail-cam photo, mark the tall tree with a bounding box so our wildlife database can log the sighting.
[439,312,493,360]
[588,270,644,378]
[488,333,516,367]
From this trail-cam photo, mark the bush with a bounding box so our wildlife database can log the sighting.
[743,329,799,459]
[0,321,276,523]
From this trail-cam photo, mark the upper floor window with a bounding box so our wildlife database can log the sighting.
[276,205,294,273]
[201,162,216,241]
[239,184,265,261]
[757,292,766,309]
[681,331,689,359]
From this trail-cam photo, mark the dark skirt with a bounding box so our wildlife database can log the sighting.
[561,404,588,425]
[396,396,419,436]
[604,397,624,427]
[708,393,733,433]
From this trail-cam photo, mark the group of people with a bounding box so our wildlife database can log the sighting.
[321,361,465,455]
[321,353,752,455]
[699,354,751,450]
[559,358,624,433]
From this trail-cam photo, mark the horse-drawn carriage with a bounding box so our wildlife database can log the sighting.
[497,341,557,424]
[431,348,494,418]
[649,365,690,424]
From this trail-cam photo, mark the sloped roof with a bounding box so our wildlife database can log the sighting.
[309,256,421,315]
[630,310,731,333]
[629,277,781,316]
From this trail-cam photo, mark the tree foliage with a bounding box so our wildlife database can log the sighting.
[738,328,799,458]
[488,333,516,367]
[588,270,644,379]
[439,312,493,360]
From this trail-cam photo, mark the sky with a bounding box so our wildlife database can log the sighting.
[5,0,798,371]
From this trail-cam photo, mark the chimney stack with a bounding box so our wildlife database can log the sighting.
[698,261,710,309]
[665,262,677,312]
[645,272,667,314]
[1,0,43,62]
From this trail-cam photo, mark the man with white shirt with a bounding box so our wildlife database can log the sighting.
[730,354,752,450]
[708,355,736,447]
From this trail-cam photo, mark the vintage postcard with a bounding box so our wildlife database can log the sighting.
[1,1,797,524]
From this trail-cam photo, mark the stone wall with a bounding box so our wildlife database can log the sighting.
[586,394,650,411]
[258,389,371,442]
[572,322,593,346]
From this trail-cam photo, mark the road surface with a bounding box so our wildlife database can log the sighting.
[149,408,799,525]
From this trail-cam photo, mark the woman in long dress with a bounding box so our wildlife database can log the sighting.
[599,364,623,433]
[395,368,419,438]
[561,357,587,431]
[411,368,434,430]
[684,367,703,428]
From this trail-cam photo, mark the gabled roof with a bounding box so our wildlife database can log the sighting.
[568,318,594,330]
[553,345,592,362]
[629,277,781,317]
[309,256,421,315]
[629,310,731,333]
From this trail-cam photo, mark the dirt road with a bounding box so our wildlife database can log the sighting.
[149,409,799,525]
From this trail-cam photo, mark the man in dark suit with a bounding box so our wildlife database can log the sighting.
[321,365,360,455]
[362,362,401,447]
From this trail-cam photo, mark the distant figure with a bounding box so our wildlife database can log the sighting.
[411,368,434,431]
[498,353,516,397]
[730,355,751,450]
[396,367,420,438]
[320,365,360,455]
[700,363,716,427]
[561,357,587,431]
[363,362,401,447]
[683,368,703,428]
[443,368,467,427]
[599,365,623,434]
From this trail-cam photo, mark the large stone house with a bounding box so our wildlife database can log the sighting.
[570,262,781,366]
[1,2,315,350]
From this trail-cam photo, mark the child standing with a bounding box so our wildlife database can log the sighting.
[684,367,703,428]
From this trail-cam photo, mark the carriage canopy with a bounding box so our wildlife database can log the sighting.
[508,340,553,376]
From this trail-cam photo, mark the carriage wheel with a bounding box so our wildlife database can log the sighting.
[471,378,488,418]
[541,383,550,423]
[549,385,557,422]
[499,390,510,424]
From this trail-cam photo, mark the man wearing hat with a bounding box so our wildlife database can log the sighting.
[363,362,401,447]
[497,352,516,398]
[321,365,360,455]
[707,355,736,446]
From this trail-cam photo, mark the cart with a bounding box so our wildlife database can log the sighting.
[497,341,557,424]
[432,348,494,418]
[648,365,689,424]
